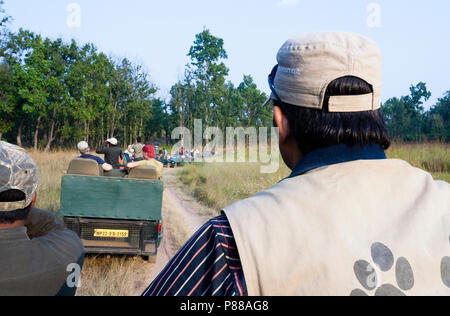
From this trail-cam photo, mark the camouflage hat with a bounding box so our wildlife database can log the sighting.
[0,141,39,212]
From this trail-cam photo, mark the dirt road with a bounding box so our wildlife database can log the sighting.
[77,167,217,296]
[144,168,217,285]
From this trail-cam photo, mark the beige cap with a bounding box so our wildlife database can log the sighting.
[268,32,383,112]
[0,141,39,212]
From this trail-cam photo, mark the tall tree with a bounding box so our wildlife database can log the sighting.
[403,82,431,142]
[0,0,11,140]
[382,82,436,142]
[237,75,270,127]
[187,29,229,127]
[426,91,450,141]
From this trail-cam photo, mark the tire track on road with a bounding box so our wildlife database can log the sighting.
[138,168,217,294]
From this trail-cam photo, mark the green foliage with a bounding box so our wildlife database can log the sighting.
[188,29,228,70]
[0,0,9,29]
[426,91,450,141]
[381,83,449,142]
[166,29,270,138]
[237,75,271,127]
[0,29,159,150]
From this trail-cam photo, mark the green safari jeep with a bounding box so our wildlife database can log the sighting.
[60,158,164,261]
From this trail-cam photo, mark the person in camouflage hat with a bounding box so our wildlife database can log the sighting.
[0,141,85,296]
[0,141,39,214]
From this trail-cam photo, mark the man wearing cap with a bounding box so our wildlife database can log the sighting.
[126,145,163,180]
[77,141,113,172]
[131,137,145,162]
[96,138,122,169]
[0,141,85,296]
[143,32,450,296]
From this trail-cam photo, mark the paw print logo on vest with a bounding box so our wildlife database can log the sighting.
[441,236,450,288]
[351,243,414,296]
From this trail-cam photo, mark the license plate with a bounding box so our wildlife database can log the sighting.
[94,229,129,238]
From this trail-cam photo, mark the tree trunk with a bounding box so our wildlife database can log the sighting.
[101,114,104,142]
[84,120,88,141]
[34,116,41,151]
[110,120,116,138]
[134,115,137,141]
[129,128,132,146]
[124,113,127,146]
[108,91,114,139]
[45,108,56,152]
[17,120,23,147]
[110,119,115,139]
[110,90,120,137]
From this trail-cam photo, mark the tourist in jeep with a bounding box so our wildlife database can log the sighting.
[96,138,122,169]
[77,141,112,172]
[127,145,163,180]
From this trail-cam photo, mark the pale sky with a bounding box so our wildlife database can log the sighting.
[5,0,450,108]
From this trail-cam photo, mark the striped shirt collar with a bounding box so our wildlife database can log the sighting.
[289,144,387,179]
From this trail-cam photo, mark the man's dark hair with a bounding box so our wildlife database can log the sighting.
[275,76,391,155]
[0,190,32,224]
[137,137,142,143]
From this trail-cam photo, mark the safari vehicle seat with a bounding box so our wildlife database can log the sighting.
[67,158,103,177]
[103,169,126,178]
[127,166,159,180]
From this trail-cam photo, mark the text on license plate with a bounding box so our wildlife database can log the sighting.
[94,229,129,238]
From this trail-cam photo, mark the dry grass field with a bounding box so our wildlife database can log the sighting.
[28,151,76,214]
[387,143,449,182]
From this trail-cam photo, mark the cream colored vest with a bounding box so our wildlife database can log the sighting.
[224,159,450,296]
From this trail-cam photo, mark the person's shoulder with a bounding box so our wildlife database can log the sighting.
[208,214,231,228]
[221,177,297,217]
[94,155,106,164]
[134,159,150,167]
[82,154,104,164]
[187,215,233,248]
[27,207,56,222]
[190,215,232,242]
[153,159,163,168]
[377,159,449,188]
